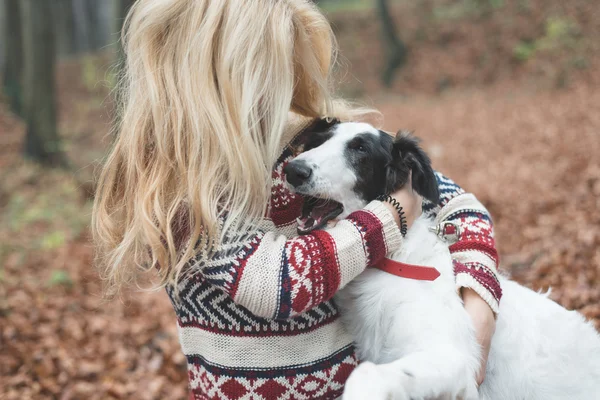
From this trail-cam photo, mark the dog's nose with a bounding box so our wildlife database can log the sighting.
[284,160,312,187]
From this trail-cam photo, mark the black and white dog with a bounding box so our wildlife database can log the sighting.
[284,120,600,400]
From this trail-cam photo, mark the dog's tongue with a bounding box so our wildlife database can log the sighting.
[311,200,338,219]
[297,198,342,234]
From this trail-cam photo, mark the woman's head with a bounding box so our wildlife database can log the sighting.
[93,0,375,294]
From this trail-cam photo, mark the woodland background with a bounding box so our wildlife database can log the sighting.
[1,0,599,399]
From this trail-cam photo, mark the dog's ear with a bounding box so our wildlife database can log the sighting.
[386,131,439,204]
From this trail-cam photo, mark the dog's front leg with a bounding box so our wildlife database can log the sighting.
[343,347,479,400]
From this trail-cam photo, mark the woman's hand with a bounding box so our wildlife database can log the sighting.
[384,174,422,229]
[462,287,496,386]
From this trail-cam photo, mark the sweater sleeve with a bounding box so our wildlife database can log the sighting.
[186,201,403,320]
[428,172,502,314]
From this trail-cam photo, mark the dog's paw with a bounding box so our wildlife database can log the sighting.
[342,362,408,400]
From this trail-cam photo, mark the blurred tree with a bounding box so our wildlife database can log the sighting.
[84,0,104,51]
[378,0,407,87]
[0,1,5,76]
[96,0,114,50]
[72,0,108,53]
[2,0,23,115]
[114,0,135,64]
[72,0,89,52]
[21,0,65,166]
[113,0,135,110]
[53,0,76,57]
[72,0,87,52]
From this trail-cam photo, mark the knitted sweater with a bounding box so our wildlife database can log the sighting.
[167,116,501,400]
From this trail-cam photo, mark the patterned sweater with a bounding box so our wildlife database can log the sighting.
[167,116,501,400]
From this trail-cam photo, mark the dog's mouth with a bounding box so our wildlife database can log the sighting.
[297,196,343,234]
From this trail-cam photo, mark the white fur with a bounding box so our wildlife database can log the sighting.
[291,122,600,399]
[335,216,600,399]
[337,216,480,400]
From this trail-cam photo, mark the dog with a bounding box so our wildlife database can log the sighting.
[284,120,600,400]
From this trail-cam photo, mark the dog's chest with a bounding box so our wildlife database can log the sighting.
[335,219,462,363]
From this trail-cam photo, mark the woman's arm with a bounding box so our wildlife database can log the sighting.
[187,201,403,320]
[429,172,502,313]
[429,172,501,385]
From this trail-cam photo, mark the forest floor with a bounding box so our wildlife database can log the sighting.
[1,1,599,399]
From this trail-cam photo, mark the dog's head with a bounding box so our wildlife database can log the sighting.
[284,121,439,234]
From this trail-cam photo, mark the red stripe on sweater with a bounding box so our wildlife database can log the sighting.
[453,260,503,301]
[311,229,341,304]
[347,209,386,266]
[450,241,499,264]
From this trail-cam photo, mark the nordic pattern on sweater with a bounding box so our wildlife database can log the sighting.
[167,120,501,400]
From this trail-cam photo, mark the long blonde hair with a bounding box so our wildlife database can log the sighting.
[93,0,376,295]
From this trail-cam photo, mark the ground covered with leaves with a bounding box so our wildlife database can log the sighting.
[1,1,599,399]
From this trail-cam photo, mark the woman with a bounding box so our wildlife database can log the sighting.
[92,1,501,398]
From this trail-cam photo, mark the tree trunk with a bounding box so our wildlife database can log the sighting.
[114,0,136,29]
[53,0,76,57]
[85,0,103,51]
[114,0,135,62]
[21,0,65,166]
[113,0,135,108]
[0,1,5,75]
[97,0,113,50]
[377,0,407,87]
[72,0,113,54]
[2,0,23,115]
[72,0,89,52]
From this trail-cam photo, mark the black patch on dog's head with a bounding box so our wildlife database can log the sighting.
[311,117,340,134]
[343,129,438,205]
[345,132,394,203]
[304,129,334,152]
[295,118,339,154]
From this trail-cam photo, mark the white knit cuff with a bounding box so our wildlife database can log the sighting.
[363,201,403,254]
[434,193,489,226]
[456,272,500,315]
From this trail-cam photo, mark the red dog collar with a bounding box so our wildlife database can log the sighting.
[375,258,440,281]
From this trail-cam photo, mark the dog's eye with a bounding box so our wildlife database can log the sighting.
[348,139,367,153]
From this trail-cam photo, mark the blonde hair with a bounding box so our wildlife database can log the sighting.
[92,0,377,295]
